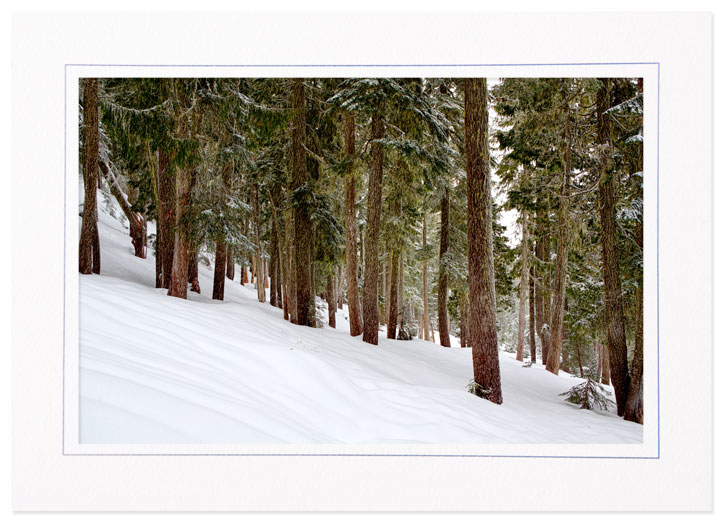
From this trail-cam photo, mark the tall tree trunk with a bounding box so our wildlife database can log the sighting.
[158,152,175,289]
[528,263,537,363]
[79,78,100,275]
[387,248,400,339]
[326,274,336,328]
[465,78,502,404]
[546,86,572,375]
[535,224,552,365]
[167,167,192,299]
[362,112,384,345]
[343,111,364,336]
[213,241,227,300]
[397,251,404,333]
[285,208,296,323]
[421,214,432,341]
[597,78,629,415]
[516,211,529,361]
[270,214,280,308]
[438,188,451,347]
[292,79,313,325]
[253,183,265,303]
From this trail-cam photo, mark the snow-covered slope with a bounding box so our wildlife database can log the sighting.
[79,199,642,444]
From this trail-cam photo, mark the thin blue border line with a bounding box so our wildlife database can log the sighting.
[66,62,658,67]
[62,65,67,455]
[656,63,661,459]
[65,62,659,459]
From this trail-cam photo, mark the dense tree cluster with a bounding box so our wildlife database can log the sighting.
[79,77,643,420]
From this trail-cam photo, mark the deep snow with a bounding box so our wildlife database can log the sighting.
[79,195,642,444]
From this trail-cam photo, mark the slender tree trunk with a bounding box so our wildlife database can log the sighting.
[465,78,502,404]
[546,87,572,375]
[253,183,265,303]
[326,274,336,328]
[285,208,296,323]
[79,78,100,275]
[213,241,227,300]
[188,245,200,294]
[397,251,404,334]
[343,112,364,336]
[292,79,313,325]
[438,188,451,348]
[98,160,146,258]
[362,112,384,345]
[270,215,279,307]
[601,344,611,385]
[421,214,432,341]
[387,248,400,339]
[528,263,537,363]
[516,211,529,361]
[597,78,629,415]
[460,291,470,347]
[597,338,603,381]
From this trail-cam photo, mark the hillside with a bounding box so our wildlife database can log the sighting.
[79,201,642,444]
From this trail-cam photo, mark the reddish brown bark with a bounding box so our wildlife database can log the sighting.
[213,241,227,300]
[465,78,502,404]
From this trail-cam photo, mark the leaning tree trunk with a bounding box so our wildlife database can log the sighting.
[79,78,100,275]
[516,211,529,361]
[597,78,630,415]
[343,111,364,336]
[546,88,572,376]
[437,188,451,348]
[98,160,146,258]
[292,79,313,325]
[528,263,537,363]
[465,78,502,404]
[362,112,385,345]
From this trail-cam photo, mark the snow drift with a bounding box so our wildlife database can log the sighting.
[79,197,642,444]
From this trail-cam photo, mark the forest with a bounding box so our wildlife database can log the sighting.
[78,77,644,443]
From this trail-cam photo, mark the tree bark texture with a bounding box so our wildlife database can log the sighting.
[343,111,364,336]
[438,188,451,348]
[516,211,529,361]
[465,78,502,404]
[292,79,313,325]
[597,78,630,415]
[79,78,100,275]
[362,112,384,345]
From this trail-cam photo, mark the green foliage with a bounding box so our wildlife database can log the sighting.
[559,378,615,411]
